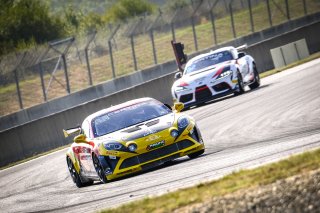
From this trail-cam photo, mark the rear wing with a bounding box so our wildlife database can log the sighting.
[63,126,82,138]
[236,44,248,52]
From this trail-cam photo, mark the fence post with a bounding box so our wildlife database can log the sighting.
[209,11,217,45]
[108,40,116,78]
[229,3,236,38]
[170,9,180,42]
[191,17,198,51]
[171,22,176,42]
[84,47,93,85]
[108,24,120,78]
[302,0,307,15]
[266,0,272,26]
[61,54,70,93]
[130,35,138,71]
[190,0,203,51]
[285,0,290,20]
[39,62,47,101]
[150,29,157,64]
[148,9,162,65]
[47,37,74,95]
[13,69,23,109]
[248,0,254,32]
[208,0,219,45]
[84,31,96,85]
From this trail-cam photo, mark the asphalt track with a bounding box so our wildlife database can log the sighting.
[1,58,320,213]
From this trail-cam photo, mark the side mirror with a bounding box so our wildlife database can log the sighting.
[174,72,182,79]
[173,102,184,112]
[74,134,87,143]
[238,52,246,58]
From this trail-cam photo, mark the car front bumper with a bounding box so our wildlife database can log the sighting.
[174,77,238,108]
[102,128,205,181]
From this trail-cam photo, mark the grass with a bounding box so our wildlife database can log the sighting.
[1,0,319,116]
[100,148,320,213]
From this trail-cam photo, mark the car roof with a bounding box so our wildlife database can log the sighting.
[187,46,236,64]
[85,97,158,122]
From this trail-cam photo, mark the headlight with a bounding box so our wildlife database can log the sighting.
[216,66,232,79]
[103,142,123,150]
[175,81,190,92]
[177,116,189,129]
[128,143,137,152]
[175,86,189,92]
[170,129,179,138]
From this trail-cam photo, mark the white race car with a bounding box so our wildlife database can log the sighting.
[171,46,260,108]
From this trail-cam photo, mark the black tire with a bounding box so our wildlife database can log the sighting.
[249,64,260,90]
[67,157,85,188]
[188,149,205,159]
[234,71,245,96]
[93,155,108,184]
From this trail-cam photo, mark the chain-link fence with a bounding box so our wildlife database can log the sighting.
[0,0,319,116]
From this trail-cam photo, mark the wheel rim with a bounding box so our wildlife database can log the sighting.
[67,159,76,182]
[255,68,260,84]
[93,156,104,182]
[237,73,244,91]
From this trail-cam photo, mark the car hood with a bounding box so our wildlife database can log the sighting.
[173,61,232,87]
[96,113,175,143]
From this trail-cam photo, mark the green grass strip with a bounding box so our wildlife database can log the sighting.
[101,148,320,213]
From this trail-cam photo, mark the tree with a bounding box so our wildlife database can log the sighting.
[0,0,65,55]
[104,0,155,23]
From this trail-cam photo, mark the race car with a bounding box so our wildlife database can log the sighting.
[64,98,205,187]
[171,46,260,108]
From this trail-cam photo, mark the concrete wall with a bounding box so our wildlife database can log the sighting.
[1,12,320,132]
[271,39,310,68]
[1,14,320,167]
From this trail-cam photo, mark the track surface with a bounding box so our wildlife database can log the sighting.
[1,59,320,213]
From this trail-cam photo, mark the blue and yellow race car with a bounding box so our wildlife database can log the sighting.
[64,97,205,187]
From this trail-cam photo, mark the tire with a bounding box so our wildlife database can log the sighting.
[67,157,85,188]
[188,149,205,159]
[234,71,245,96]
[93,155,108,184]
[249,64,260,90]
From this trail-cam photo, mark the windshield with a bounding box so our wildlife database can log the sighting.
[185,51,233,74]
[91,101,171,137]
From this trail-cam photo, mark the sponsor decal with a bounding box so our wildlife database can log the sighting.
[146,134,160,142]
[105,150,119,156]
[146,140,165,151]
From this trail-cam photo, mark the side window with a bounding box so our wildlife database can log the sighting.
[82,120,91,138]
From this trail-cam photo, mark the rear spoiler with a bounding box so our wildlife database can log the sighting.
[236,44,248,51]
[63,126,82,138]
